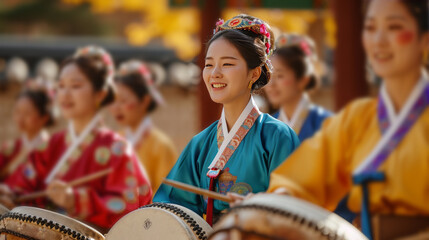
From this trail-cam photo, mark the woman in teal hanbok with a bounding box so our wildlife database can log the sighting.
[154,14,300,225]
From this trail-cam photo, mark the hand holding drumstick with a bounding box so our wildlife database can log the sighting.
[46,180,75,211]
[162,179,290,208]
[0,184,16,209]
[162,179,234,203]
[16,168,113,211]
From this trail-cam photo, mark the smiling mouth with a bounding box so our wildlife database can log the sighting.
[373,53,393,62]
[61,102,74,109]
[212,83,227,89]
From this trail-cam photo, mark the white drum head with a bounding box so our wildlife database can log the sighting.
[211,194,368,240]
[0,206,104,240]
[106,203,212,240]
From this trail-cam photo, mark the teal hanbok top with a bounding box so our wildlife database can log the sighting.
[154,113,299,216]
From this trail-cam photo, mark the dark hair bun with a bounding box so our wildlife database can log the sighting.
[274,45,318,91]
[60,45,116,107]
[115,60,163,113]
[18,87,55,127]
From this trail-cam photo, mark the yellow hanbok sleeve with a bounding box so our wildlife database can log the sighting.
[268,99,374,211]
[138,128,178,193]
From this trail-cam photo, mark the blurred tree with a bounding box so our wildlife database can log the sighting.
[61,0,200,61]
[0,0,113,35]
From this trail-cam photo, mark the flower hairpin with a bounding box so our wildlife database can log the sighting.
[275,34,314,58]
[214,16,273,56]
[74,45,115,82]
[118,60,164,105]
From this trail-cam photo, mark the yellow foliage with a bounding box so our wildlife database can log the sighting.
[60,0,334,60]
[125,23,154,46]
[324,12,336,48]
[122,0,147,11]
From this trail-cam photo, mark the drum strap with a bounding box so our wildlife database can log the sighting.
[350,78,429,239]
[206,178,215,226]
[205,97,260,226]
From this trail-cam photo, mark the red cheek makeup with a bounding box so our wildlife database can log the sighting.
[125,102,137,110]
[397,30,414,45]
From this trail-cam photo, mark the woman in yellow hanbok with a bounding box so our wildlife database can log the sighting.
[261,0,429,239]
[110,60,178,193]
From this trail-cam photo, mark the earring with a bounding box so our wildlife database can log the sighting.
[248,81,254,90]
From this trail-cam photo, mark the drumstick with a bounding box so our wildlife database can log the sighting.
[162,179,233,203]
[16,168,113,203]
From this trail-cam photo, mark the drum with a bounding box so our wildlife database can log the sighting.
[209,194,368,240]
[0,206,104,240]
[106,202,212,240]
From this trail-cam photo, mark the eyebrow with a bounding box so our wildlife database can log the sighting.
[58,77,85,82]
[365,15,406,21]
[386,15,406,21]
[205,56,239,60]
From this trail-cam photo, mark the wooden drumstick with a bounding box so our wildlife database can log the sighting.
[16,168,113,203]
[162,178,234,203]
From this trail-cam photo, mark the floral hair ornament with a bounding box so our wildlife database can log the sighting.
[24,77,55,101]
[215,15,273,56]
[74,45,115,88]
[275,33,317,60]
[118,60,165,106]
[214,15,275,81]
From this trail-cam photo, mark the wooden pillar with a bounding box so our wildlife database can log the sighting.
[333,0,369,110]
[197,0,222,130]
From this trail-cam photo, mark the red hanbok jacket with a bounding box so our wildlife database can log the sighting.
[6,127,152,229]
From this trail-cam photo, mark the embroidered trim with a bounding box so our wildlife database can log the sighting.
[355,77,429,175]
[207,97,261,177]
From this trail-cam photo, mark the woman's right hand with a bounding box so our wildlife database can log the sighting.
[227,192,255,207]
[227,188,291,208]
[272,187,292,195]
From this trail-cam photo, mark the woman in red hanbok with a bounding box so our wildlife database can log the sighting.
[0,46,152,230]
[0,87,53,182]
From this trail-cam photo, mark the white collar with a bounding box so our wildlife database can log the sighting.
[21,130,48,150]
[67,114,102,144]
[209,96,260,169]
[278,93,310,129]
[45,113,102,184]
[125,117,152,147]
[380,70,429,124]
[220,96,260,137]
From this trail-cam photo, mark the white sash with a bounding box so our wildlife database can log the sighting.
[208,97,260,169]
[354,74,429,175]
[45,114,102,183]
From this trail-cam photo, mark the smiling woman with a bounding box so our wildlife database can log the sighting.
[154,14,300,225]
[267,0,429,239]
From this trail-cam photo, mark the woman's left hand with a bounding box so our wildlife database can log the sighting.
[46,180,75,212]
